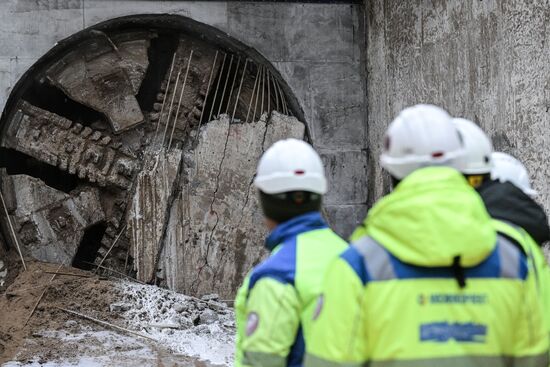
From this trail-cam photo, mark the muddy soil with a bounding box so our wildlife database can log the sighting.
[0,261,232,366]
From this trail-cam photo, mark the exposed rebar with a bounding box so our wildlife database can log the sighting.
[25,264,62,326]
[217,54,233,117]
[94,224,127,275]
[58,307,157,342]
[275,76,288,115]
[252,65,262,122]
[245,65,260,124]
[193,54,220,145]
[267,69,271,113]
[84,261,146,285]
[226,56,241,116]
[232,59,249,122]
[281,86,289,115]
[260,66,266,117]
[0,189,26,271]
[161,66,182,145]
[168,50,194,149]
[271,72,280,112]
[208,52,226,121]
[43,271,92,278]
[198,51,218,125]
[155,52,177,136]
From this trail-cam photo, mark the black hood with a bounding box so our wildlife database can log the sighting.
[478,180,550,246]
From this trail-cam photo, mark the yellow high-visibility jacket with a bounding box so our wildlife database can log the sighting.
[478,179,550,335]
[492,220,550,334]
[305,167,549,367]
[235,212,348,367]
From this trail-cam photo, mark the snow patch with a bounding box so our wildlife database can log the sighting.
[115,281,235,366]
[3,329,156,367]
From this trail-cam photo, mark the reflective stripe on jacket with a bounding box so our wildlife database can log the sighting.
[305,167,549,367]
[235,211,348,367]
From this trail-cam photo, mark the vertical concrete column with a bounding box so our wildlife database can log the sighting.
[365,0,550,215]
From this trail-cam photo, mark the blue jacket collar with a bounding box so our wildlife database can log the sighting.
[265,211,327,251]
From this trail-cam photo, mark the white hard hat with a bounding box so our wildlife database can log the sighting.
[380,104,465,179]
[491,152,537,197]
[254,138,327,194]
[452,118,493,174]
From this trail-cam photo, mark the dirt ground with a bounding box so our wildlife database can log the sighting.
[0,259,233,366]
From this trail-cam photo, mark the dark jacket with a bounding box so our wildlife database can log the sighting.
[478,180,550,246]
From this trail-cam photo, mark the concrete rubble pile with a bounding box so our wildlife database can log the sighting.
[116,282,235,364]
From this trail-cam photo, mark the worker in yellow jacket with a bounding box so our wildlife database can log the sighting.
[453,117,550,334]
[305,104,548,367]
[235,138,348,367]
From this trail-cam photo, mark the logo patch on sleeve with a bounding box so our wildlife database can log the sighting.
[246,312,259,336]
[312,294,324,320]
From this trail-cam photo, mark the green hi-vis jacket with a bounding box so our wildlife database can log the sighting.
[493,220,550,334]
[234,212,348,367]
[305,167,549,367]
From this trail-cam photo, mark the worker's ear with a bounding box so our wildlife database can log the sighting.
[264,217,278,231]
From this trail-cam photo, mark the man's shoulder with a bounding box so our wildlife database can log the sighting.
[249,239,298,290]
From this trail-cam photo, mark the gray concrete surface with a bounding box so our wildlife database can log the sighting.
[159,112,304,298]
[0,172,105,265]
[365,0,550,213]
[0,0,367,239]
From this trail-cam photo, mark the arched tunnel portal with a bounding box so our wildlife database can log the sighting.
[0,14,306,298]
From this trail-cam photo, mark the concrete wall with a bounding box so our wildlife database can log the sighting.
[365,1,550,211]
[0,0,367,238]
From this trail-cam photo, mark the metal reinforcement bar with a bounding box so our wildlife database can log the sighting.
[194,51,219,144]
[245,65,260,123]
[168,49,194,149]
[232,59,249,121]
[0,190,26,270]
[95,225,127,274]
[24,264,63,326]
[155,52,177,136]
[57,307,157,342]
[208,52,227,121]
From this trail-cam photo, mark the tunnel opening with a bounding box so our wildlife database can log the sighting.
[0,14,305,297]
[0,148,81,193]
[21,79,107,128]
[72,222,107,270]
[137,33,180,112]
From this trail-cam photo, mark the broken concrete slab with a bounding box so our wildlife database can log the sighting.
[200,309,218,325]
[159,112,305,298]
[127,147,183,283]
[0,172,105,265]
